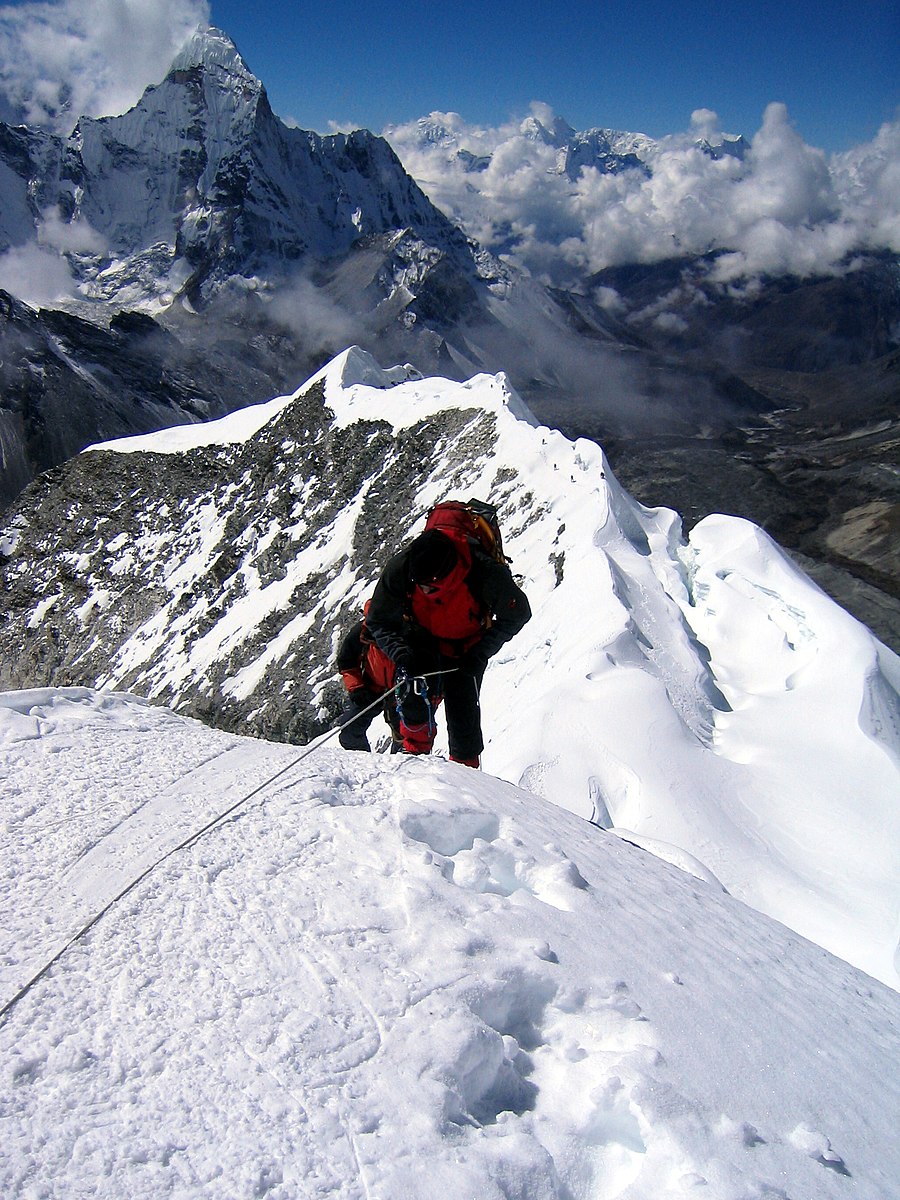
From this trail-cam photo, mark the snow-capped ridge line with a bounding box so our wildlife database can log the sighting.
[84,386,301,455]
[1,352,898,991]
[318,345,542,429]
[85,347,541,454]
[311,345,425,393]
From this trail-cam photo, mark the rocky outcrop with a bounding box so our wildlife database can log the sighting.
[0,289,313,509]
[0,368,490,741]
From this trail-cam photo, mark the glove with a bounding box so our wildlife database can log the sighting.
[393,648,414,673]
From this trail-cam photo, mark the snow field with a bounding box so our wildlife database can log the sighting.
[2,689,898,1198]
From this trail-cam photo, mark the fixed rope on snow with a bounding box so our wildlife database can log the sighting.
[0,668,457,1026]
[299,667,454,767]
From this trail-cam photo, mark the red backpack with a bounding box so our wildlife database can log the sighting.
[423,499,508,565]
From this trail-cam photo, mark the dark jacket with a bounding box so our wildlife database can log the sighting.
[366,543,531,671]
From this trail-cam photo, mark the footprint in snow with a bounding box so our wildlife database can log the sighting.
[396,794,657,1192]
[398,800,588,911]
[790,1124,851,1176]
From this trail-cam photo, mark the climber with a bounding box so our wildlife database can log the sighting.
[336,524,531,767]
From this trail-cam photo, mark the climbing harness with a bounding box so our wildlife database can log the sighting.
[395,671,438,739]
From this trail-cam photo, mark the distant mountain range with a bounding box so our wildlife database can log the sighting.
[0,25,897,647]
[391,107,747,184]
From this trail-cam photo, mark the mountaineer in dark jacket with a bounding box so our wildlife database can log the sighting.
[336,527,531,767]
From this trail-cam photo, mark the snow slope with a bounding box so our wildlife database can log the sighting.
[93,348,900,990]
[1,688,898,1199]
[4,348,899,994]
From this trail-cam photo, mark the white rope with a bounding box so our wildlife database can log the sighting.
[0,669,457,1024]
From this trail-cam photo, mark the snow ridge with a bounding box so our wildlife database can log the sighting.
[1,349,898,992]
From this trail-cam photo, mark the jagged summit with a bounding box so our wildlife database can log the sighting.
[519,112,577,145]
[0,27,484,305]
[392,107,742,186]
[395,108,659,173]
[167,25,257,81]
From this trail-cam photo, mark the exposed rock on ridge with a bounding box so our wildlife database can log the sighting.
[0,349,730,754]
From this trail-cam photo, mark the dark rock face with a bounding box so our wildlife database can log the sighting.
[592,253,900,372]
[0,289,315,509]
[0,377,489,741]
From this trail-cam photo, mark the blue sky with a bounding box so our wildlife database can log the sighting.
[204,0,898,152]
[0,3,896,310]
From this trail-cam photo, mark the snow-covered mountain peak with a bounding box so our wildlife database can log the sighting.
[308,346,539,432]
[519,113,577,146]
[84,347,533,451]
[694,131,750,161]
[0,27,486,317]
[315,345,426,394]
[404,112,472,148]
[167,25,258,84]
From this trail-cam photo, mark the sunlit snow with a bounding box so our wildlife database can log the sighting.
[1,689,898,1199]
[42,348,900,993]
[3,344,900,1195]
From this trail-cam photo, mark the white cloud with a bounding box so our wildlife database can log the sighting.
[734,103,835,226]
[386,102,900,285]
[266,273,368,351]
[830,116,900,252]
[592,286,626,314]
[0,206,106,305]
[0,0,210,134]
[37,206,106,254]
[0,241,76,305]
